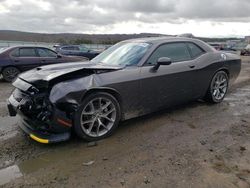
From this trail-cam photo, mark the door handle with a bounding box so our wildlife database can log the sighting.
[14,60,19,62]
[189,65,195,69]
[40,60,46,63]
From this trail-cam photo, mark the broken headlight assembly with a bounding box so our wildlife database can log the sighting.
[13,88,53,122]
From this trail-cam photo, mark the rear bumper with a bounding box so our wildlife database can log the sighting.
[7,92,72,144]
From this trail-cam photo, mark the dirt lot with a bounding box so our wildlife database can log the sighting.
[1,57,250,188]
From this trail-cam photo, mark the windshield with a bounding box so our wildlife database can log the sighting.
[91,42,152,66]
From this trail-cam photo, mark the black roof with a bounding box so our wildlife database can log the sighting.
[124,37,213,52]
[125,37,200,44]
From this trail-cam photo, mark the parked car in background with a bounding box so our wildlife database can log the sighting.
[241,49,250,56]
[241,45,250,56]
[7,37,241,143]
[209,43,222,50]
[219,47,238,54]
[0,46,87,82]
[55,45,100,59]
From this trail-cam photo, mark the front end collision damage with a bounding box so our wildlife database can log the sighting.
[8,78,72,143]
[7,38,242,144]
[8,63,123,143]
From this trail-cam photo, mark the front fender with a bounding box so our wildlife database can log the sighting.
[49,75,100,105]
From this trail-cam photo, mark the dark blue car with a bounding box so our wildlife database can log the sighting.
[55,45,100,59]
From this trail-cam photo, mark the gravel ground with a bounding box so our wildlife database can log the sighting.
[0,57,250,188]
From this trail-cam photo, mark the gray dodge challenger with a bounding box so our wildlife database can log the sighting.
[7,37,241,143]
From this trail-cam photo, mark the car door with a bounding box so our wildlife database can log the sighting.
[10,47,40,71]
[60,46,76,56]
[68,46,82,56]
[185,42,207,98]
[36,47,63,65]
[79,46,92,58]
[139,42,197,115]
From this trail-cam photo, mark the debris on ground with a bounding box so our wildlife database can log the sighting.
[102,157,108,161]
[240,146,246,151]
[86,142,98,147]
[200,140,207,145]
[82,161,95,166]
[144,176,151,184]
[120,179,125,186]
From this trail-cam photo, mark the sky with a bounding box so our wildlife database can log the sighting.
[0,0,250,37]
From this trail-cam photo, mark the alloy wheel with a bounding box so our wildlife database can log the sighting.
[80,97,117,137]
[211,72,228,101]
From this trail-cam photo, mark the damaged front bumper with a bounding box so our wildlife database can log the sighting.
[7,79,72,144]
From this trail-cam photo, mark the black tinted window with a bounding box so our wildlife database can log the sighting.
[147,43,191,64]
[19,48,37,57]
[37,48,57,57]
[62,47,72,50]
[62,46,79,51]
[187,43,204,58]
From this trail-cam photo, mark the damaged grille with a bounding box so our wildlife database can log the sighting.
[13,88,53,122]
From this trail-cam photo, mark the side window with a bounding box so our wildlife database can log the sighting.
[72,46,80,51]
[10,49,19,57]
[187,43,205,58]
[37,48,57,58]
[62,46,72,50]
[80,47,89,52]
[147,43,191,65]
[62,46,79,51]
[19,48,37,57]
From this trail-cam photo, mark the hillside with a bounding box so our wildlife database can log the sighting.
[0,30,242,44]
[0,30,169,44]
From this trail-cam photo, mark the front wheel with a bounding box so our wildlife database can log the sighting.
[74,92,121,141]
[205,71,229,103]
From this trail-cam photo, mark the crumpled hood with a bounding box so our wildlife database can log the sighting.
[18,61,124,86]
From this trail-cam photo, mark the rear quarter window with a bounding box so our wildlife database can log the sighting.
[10,49,19,57]
[187,43,205,58]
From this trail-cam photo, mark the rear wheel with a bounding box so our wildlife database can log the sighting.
[74,92,121,141]
[205,71,229,103]
[2,67,20,82]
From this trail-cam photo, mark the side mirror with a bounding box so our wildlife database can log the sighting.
[152,57,172,71]
[57,54,62,58]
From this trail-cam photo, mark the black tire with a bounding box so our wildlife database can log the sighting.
[2,67,20,82]
[74,92,121,141]
[205,70,229,103]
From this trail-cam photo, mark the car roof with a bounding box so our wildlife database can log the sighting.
[124,37,200,44]
[124,37,214,52]
[4,46,51,50]
[60,45,83,47]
